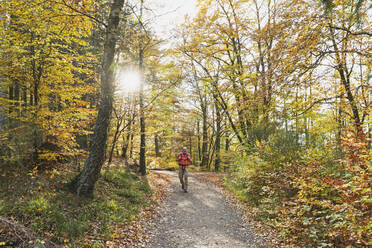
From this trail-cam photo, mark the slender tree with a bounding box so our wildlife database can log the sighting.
[138,0,147,175]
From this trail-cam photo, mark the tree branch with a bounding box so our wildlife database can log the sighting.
[292,94,344,117]
[58,0,107,27]
[330,25,372,37]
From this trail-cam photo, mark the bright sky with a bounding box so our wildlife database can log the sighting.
[148,0,198,37]
[117,1,198,93]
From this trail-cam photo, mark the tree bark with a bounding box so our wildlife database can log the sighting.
[121,131,131,159]
[121,136,129,159]
[225,118,230,151]
[69,0,125,197]
[189,136,192,162]
[138,0,146,176]
[14,82,19,117]
[197,120,201,162]
[8,86,13,114]
[108,120,122,163]
[201,100,209,167]
[154,134,161,157]
[329,25,361,128]
[129,130,134,159]
[139,79,146,175]
[22,87,27,107]
[122,108,135,159]
[215,102,221,172]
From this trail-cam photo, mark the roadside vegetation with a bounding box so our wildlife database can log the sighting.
[0,0,370,247]
[0,159,163,247]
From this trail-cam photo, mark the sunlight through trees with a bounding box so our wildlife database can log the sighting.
[0,0,370,246]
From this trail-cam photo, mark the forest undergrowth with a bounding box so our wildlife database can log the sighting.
[0,158,171,247]
[225,129,371,248]
[0,0,370,247]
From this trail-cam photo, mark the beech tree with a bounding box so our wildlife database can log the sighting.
[69,0,126,197]
[0,0,370,246]
[0,0,96,165]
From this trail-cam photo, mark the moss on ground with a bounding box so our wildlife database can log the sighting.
[0,165,152,247]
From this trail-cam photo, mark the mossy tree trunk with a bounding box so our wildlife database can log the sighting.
[69,0,125,197]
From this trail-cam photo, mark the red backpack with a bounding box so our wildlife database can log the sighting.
[177,152,191,166]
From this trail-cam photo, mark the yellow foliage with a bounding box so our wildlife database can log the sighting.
[0,0,98,164]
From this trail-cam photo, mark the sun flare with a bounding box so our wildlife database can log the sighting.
[117,69,142,93]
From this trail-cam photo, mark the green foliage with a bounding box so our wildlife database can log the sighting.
[227,154,273,206]
[225,129,301,217]
[258,129,301,166]
[0,168,152,246]
[226,128,371,247]
[246,124,278,145]
[102,169,151,205]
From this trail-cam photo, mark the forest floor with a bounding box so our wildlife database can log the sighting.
[0,161,279,247]
[0,159,171,247]
[141,170,271,248]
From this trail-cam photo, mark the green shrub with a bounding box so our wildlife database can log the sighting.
[226,153,282,217]
[259,129,300,166]
[26,197,51,215]
[226,128,371,247]
[246,123,277,145]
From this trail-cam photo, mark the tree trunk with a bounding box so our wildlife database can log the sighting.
[14,82,20,117]
[189,136,192,162]
[225,118,230,151]
[215,103,221,172]
[122,131,130,159]
[329,25,361,128]
[121,136,129,159]
[155,134,161,157]
[22,87,27,106]
[295,87,299,144]
[139,88,146,175]
[197,120,201,162]
[138,0,146,176]
[129,131,134,159]
[33,81,38,106]
[201,102,209,167]
[108,121,121,163]
[68,0,125,197]
[30,91,34,106]
[122,111,134,159]
[8,85,13,114]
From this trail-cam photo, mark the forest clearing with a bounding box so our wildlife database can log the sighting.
[0,0,371,247]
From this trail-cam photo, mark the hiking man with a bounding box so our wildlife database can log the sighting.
[176,147,192,192]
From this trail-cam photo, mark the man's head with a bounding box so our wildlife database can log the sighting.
[182,147,187,153]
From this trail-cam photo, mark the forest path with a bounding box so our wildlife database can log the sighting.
[144,170,268,248]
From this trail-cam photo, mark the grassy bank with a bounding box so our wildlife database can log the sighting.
[0,161,160,247]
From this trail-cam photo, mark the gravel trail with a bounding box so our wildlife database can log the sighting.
[145,170,268,248]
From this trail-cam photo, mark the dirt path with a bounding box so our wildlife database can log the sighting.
[145,170,268,248]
